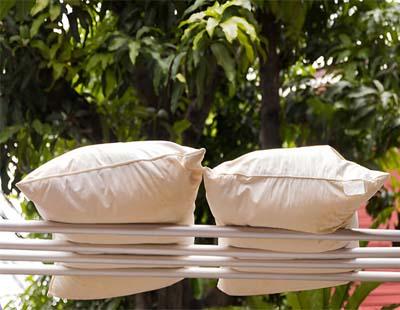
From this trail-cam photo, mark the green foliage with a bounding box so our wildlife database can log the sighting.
[286,283,381,310]
[4,275,132,310]
[345,282,381,310]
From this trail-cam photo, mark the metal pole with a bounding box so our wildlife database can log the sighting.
[0,220,400,241]
[1,240,400,259]
[1,250,400,269]
[0,265,399,281]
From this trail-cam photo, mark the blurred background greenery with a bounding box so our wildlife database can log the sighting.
[0,0,399,309]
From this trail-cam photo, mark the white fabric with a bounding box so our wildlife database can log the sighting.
[204,145,384,295]
[204,145,387,235]
[218,213,360,253]
[17,140,205,244]
[17,141,204,299]
[217,216,359,295]
[48,274,182,300]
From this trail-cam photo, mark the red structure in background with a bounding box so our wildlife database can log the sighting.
[358,170,400,309]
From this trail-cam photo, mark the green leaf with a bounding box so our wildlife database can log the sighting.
[49,3,61,21]
[372,80,384,93]
[171,52,186,80]
[222,0,252,11]
[193,29,206,50]
[102,67,116,98]
[220,18,238,43]
[108,36,128,51]
[206,17,218,37]
[31,39,50,59]
[128,41,140,65]
[299,289,327,310]
[348,86,377,98]
[205,2,223,18]
[345,282,381,309]
[172,119,191,135]
[86,53,113,71]
[286,292,302,310]
[135,26,162,39]
[221,16,257,43]
[185,12,206,24]
[336,49,351,62]
[183,0,208,17]
[30,0,49,16]
[246,296,276,309]
[339,34,352,47]
[237,29,254,62]
[52,62,64,81]
[32,119,43,134]
[49,42,60,59]
[235,17,257,41]
[30,13,47,37]
[0,0,16,21]
[330,284,350,310]
[171,83,184,112]
[182,22,201,41]
[176,73,186,84]
[0,125,21,143]
[211,42,235,82]
[16,0,35,21]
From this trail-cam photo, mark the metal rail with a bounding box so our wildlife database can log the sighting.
[1,265,400,282]
[1,220,399,281]
[1,250,400,269]
[1,240,400,259]
[1,220,400,241]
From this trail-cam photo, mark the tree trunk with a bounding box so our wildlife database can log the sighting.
[183,62,219,147]
[259,12,282,149]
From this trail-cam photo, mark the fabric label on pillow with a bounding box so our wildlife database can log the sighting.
[343,180,366,196]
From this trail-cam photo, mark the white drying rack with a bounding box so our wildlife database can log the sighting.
[0,220,399,282]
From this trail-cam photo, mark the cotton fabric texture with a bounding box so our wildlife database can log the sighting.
[17,141,205,299]
[204,145,387,295]
[48,275,181,300]
[204,145,388,236]
[17,140,205,244]
[217,216,360,295]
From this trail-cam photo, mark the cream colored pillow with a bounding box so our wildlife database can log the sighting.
[217,215,359,295]
[219,212,359,253]
[204,145,388,235]
[217,273,348,296]
[17,141,204,299]
[205,145,380,295]
[218,250,354,295]
[48,274,182,300]
[48,254,184,300]
[17,141,205,244]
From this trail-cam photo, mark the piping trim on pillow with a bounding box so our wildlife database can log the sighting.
[18,149,205,185]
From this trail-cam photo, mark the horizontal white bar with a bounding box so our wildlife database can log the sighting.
[1,250,400,269]
[1,220,400,241]
[1,239,399,259]
[1,265,400,281]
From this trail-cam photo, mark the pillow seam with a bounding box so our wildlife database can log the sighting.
[208,172,381,183]
[19,149,204,185]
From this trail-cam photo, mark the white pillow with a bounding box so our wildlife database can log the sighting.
[17,141,204,299]
[217,218,359,296]
[219,213,359,253]
[17,141,205,244]
[204,145,387,235]
[217,272,349,296]
[49,274,182,300]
